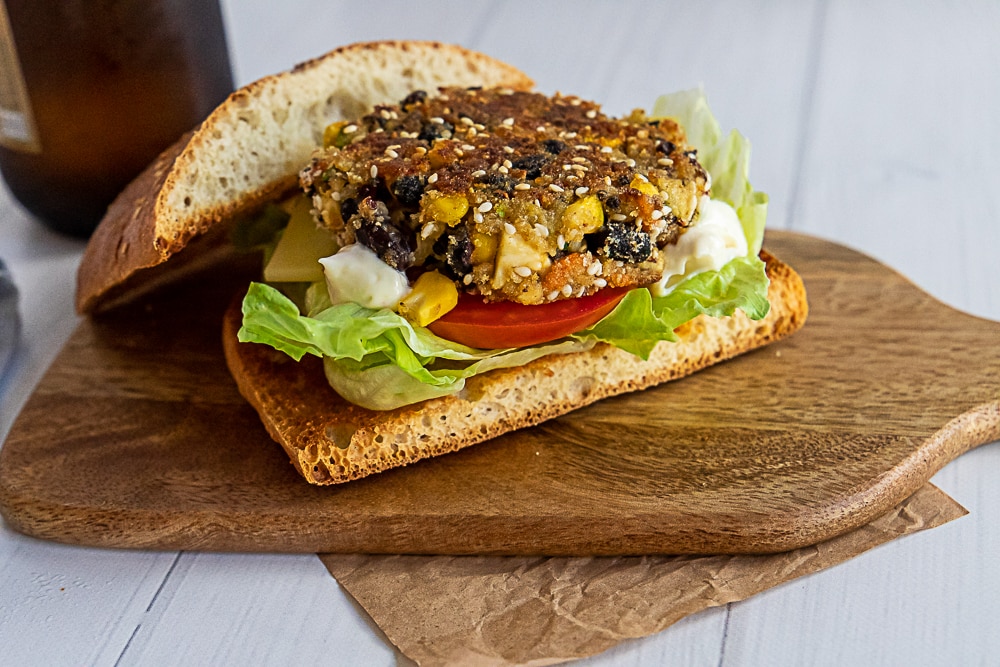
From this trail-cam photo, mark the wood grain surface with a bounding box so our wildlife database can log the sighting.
[0,231,997,555]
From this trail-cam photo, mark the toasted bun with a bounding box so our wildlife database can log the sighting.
[222,250,808,484]
[76,41,533,313]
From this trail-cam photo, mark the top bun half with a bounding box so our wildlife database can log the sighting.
[76,41,533,313]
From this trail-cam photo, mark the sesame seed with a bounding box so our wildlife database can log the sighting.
[460,116,474,126]
[572,156,588,163]
[503,146,515,154]
[474,212,484,223]
[331,191,342,201]
[561,284,573,297]
[462,144,476,152]
[651,209,663,220]
[636,174,649,182]
[565,131,578,139]
[594,278,607,288]
[611,213,627,222]
[455,149,464,157]
[570,99,582,106]
[626,159,636,168]
[575,186,589,196]
[504,222,517,235]
[571,164,588,172]
[370,165,378,179]
[557,233,566,248]
[604,176,612,186]
[380,109,391,119]
[585,110,597,119]
[420,223,438,239]
[637,129,649,139]
[468,127,478,137]
[587,261,600,275]
[478,201,493,213]
[601,146,613,153]
[385,149,399,158]
[503,159,513,169]
[536,125,546,132]
[428,173,439,183]
[430,117,445,124]
[533,223,549,237]
[471,170,486,178]
[499,166,509,174]
[658,158,674,167]
[562,164,573,171]
[414,146,427,155]
[514,266,532,277]
[474,123,486,131]
[547,291,560,301]
[663,205,673,215]
[463,274,474,285]
[515,183,531,191]
[502,117,514,127]
[576,286,587,297]
[549,184,565,193]
[575,144,591,151]
[343,124,358,133]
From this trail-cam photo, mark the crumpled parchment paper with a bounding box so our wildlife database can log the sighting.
[320,484,965,666]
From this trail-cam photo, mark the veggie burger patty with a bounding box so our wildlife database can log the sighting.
[301,86,711,306]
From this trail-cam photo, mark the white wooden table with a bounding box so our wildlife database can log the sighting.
[1,2,997,665]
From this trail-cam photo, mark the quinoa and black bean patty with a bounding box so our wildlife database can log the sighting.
[301,87,711,305]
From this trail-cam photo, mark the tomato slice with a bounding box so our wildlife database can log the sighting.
[427,287,630,349]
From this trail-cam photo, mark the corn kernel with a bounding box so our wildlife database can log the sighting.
[398,271,459,327]
[322,121,351,148]
[560,195,604,242]
[629,175,659,197]
[425,194,470,226]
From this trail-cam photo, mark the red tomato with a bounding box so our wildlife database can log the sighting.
[427,287,630,349]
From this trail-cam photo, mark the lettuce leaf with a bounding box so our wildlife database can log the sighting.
[238,88,771,409]
[652,88,767,254]
[240,282,592,410]
[576,254,769,358]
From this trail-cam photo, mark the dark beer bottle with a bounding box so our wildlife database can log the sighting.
[0,0,234,237]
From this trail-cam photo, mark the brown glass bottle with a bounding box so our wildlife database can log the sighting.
[0,0,234,237]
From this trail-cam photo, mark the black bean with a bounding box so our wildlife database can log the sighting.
[357,178,391,203]
[541,139,567,154]
[616,173,632,187]
[478,172,515,196]
[352,196,415,270]
[596,221,652,263]
[656,140,676,155]
[393,175,425,207]
[400,90,427,108]
[511,153,549,180]
[339,197,358,221]
[434,225,474,278]
[604,195,620,210]
[418,119,454,142]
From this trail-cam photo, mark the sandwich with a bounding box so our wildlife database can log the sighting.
[77,41,808,485]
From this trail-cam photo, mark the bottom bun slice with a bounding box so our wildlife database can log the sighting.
[222,249,808,485]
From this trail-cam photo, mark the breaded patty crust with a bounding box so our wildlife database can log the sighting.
[301,87,710,305]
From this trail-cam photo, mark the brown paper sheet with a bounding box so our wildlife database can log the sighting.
[320,484,965,667]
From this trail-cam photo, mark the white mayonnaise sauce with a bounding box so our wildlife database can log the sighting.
[319,243,410,309]
[650,196,748,297]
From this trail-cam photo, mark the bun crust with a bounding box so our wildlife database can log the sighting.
[77,41,533,313]
[222,250,808,484]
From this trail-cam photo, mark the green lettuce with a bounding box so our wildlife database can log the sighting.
[238,88,771,409]
[240,282,592,410]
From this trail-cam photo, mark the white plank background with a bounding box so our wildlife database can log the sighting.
[1,1,997,665]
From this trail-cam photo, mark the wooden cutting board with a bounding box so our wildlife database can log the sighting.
[1,231,997,555]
